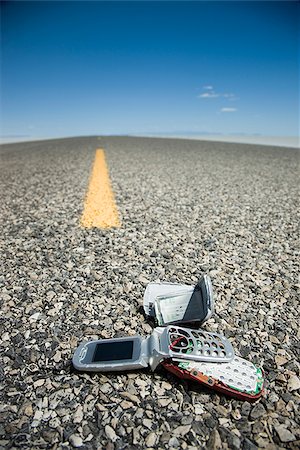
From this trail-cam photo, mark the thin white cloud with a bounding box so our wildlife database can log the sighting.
[198,87,238,101]
[220,107,237,112]
[199,92,219,98]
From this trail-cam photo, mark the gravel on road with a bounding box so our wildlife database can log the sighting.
[0,136,299,449]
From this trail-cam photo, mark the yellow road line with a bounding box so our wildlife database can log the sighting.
[81,149,121,228]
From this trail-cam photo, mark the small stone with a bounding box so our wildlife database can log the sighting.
[73,405,83,423]
[276,373,287,384]
[29,272,38,281]
[207,428,222,450]
[138,275,150,285]
[161,250,171,259]
[132,427,141,445]
[53,351,62,363]
[276,425,296,443]
[33,410,43,421]
[268,391,279,404]
[241,402,251,418]
[158,398,172,407]
[204,415,218,430]
[120,392,139,404]
[219,418,229,426]
[249,403,266,420]
[275,355,288,366]
[286,400,295,412]
[29,312,40,321]
[24,330,30,339]
[143,418,153,430]
[84,266,91,276]
[161,432,172,443]
[49,417,61,428]
[42,429,59,443]
[100,383,112,394]
[69,434,83,447]
[269,336,280,344]
[195,404,205,415]
[254,437,272,448]
[74,247,85,253]
[106,443,114,450]
[46,291,56,300]
[120,400,133,409]
[287,375,300,392]
[231,409,242,420]
[275,399,288,416]
[216,405,229,416]
[105,425,117,442]
[96,403,107,412]
[242,437,257,450]
[173,425,191,436]
[142,323,152,333]
[230,433,241,449]
[145,432,157,447]
[33,379,45,388]
[168,436,180,448]
[24,404,33,417]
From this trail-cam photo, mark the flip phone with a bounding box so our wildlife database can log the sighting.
[73,326,234,372]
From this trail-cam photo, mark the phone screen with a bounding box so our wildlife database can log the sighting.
[92,341,134,362]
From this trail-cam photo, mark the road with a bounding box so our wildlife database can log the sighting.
[0,136,299,448]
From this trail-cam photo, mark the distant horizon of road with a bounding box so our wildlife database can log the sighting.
[0,133,299,148]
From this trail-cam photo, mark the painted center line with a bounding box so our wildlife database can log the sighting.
[81,149,121,228]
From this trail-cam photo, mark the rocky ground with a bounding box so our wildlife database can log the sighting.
[0,136,299,449]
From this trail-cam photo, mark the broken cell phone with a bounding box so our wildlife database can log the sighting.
[163,356,264,402]
[72,325,234,372]
[143,275,214,326]
[72,325,264,400]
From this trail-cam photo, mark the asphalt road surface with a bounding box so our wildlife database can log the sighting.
[0,136,299,449]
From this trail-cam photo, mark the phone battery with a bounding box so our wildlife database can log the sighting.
[154,289,194,325]
[143,275,214,326]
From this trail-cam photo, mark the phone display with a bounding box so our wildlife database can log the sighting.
[92,341,134,362]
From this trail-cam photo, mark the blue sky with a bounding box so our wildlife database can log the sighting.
[1,1,299,138]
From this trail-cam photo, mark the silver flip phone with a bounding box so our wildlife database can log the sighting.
[72,326,234,372]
